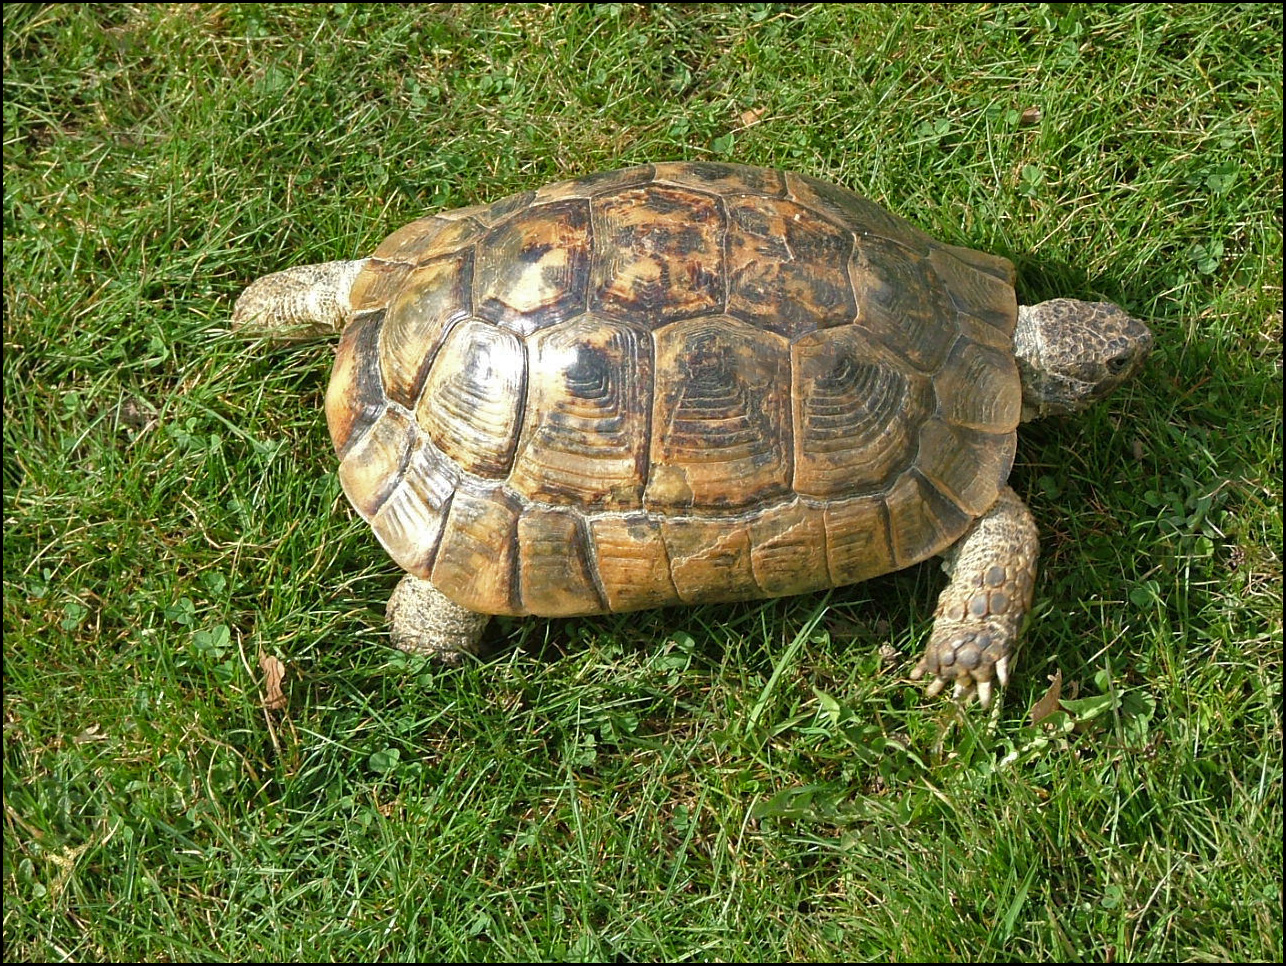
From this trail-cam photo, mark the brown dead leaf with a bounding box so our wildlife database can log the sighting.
[259,651,287,711]
[1028,668,1063,725]
[73,723,108,744]
[739,106,767,128]
[1020,106,1042,126]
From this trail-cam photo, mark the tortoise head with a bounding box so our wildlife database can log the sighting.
[1013,299,1153,421]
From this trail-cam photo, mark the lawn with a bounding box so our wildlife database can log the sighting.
[3,3,1281,961]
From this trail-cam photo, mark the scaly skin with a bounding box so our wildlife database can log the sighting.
[910,486,1039,707]
[1014,299,1153,420]
[386,574,491,662]
[231,259,367,339]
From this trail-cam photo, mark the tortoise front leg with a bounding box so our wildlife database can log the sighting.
[386,574,491,662]
[911,485,1039,707]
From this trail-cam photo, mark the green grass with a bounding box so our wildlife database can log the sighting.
[4,2,1281,961]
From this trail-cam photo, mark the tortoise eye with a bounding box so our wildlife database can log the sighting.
[1106,353,1132,375]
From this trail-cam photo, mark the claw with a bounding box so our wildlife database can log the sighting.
[977,679,994,708]
[995,655,1010,687]
[951,678,971,701]
[925,676,947,698]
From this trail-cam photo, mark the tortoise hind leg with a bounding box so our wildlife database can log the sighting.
[911,486,1039,707]
[231,259,368,339]
[386,574,490,662]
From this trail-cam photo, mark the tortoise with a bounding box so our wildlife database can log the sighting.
[233,161,1152,705]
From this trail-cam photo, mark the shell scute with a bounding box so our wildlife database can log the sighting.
[431,486,520,614]
[416,318,525,479]
[588,513,678,612]
[885,471,975,569]
[647,316,792,511]
[747,500,830,598]
[652,160,788,199]
[786,171,932,248]
[372,214,484,265]
[509,316,651,508]
[928,246,1018,337]
[378,251,473,408]
[823,495,896,586]
[849,233,959,373]
[336,406,416,520]
[790,326,932,499]
[515,507,605,616]
[661,517,760,605]
[934,338,1022,434]
[327,312,388,459]
[531,165,656,204]
[589,185,725,326]
[726,196,856,337]
[368,442,459,579]
[474,199,591,335]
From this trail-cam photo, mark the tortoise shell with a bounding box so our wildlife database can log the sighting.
[325,162,1021,618]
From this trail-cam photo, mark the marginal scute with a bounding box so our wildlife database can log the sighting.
[431,486,520,614]
[850,233,958,373]
[469,189,537,227]
[928,246,1018,337]
[474,199,591,335]
[349,259,412,314]
[823,494,896,586]
[647,316,791,510]
[368,441,459,578]
[336,407,417,519]
[531,165,656,205]
[955,311,1015,353]
[934,338,1022,433]
[661,517,760,605]
[588,513,678,612]
[589,185,725,326]
[652,161,787,199]
[516,507,605,616]
[885,471,974,569]
[416,318,525,478]
[785,171,933,249]
[372,213,484,264]
[326,312,388,459]
[748,500,830,597]
[937,240,1016,284]
[915,418,1013,517]
[509,316,650,507]
[437,190,538,230]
